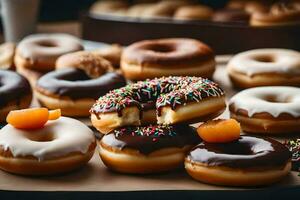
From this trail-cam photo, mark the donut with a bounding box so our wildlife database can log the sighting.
[212,9,250,23]
[99,124,200,174]
[185,136,291,186]
[0,116,96,175]
[90,0,128,15]
[229,86,300,134]
[90,76,225,134]
[227,49,300,88]
[56,50,114,78]
[0,70,32,122]
[284,138,300,171]
[92,44,123,69]
[0,43,15,70]
[35,68,126,117]
[15,33,83,72]
[251,2,300,26]
[226,0,269,14]
[121,38,216,80]
[174,5,213,20]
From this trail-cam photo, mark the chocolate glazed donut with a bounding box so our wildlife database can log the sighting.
[185,136,292,186]
[99,124,201,174]
[35,68,126,117]
[0,70,32,122]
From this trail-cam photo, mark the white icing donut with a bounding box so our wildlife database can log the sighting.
[228,49,300,76]
[229,86,300,117]
[0,117,95,161]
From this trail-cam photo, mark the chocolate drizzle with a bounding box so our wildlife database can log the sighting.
[36,68,126,100]
[187,136,291,169]
[90,76,224,117]
[0,70,31,107]
[101,124,200,155]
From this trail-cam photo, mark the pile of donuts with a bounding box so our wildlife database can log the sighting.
[90,0,300,26]
[0,32,298,188]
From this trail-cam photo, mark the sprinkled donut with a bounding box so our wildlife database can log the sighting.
[0,116,96,175]
[227,49,300,88]
[90,76,225,133]
[229,86,300,134]
[99,124,200,174]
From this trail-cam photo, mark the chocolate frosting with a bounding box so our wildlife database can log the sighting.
[187,136,291,169]
[101,124,200,155]
[0,70,31,107]
[36,68,126,100]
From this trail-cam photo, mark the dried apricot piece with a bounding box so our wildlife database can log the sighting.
[197,119,240,143]
[48,109,61,120]
[6,108,49,129]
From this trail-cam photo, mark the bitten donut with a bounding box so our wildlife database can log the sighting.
[185,136,291,186]
[121,38,216,80]
[15,33,83,72]
[99,124,200,174]
[229,86,300,134]
[90,76,225,133]
[35,68,126,117]
[56,50,114,78]
[0,70,32,122]
[0,116,96,175]
[227,49,300,88]
[251,2,300,26]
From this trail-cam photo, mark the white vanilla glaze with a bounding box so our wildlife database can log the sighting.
[0,117,95,161]
[229,86,300,117]
[227,49,300,76]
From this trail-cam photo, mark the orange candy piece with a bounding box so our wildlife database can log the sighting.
[6,108,61,130]
[197,119,241,143]
[48,109,61,120]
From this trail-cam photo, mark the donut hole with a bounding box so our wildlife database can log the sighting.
[147,44,175,53]
[263,95,292,103]
[23,132,55,142]
[253,55,275,63]
[208,142,253,155]
[58,69,91,82]
[37,41,58,48]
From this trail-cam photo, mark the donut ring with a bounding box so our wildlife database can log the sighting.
[121,38,216,80]
[15,33,83,72]
[229,86,300,134]
[0,117,96,175]
[185,136,291,186]
[0,70,32,122]
[99,124,200,174]
[227,49,300,88]
[251,2,300,26]
[35,68,126,117]
[0,43,15,70]
[90,76,225,134]
[56,51,114,78]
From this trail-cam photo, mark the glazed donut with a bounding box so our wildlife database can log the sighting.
[0,43,15,70]
[229,86,300,134]
[56,51,114,78]
[90,76,225,134]
[227,49,300,88]
[35,68,126,117]
[0,117,96,175]
[99,124,200,174]
[0,70,32,122]
[121,38,216,80]
[212,9,250,23]
[174,5,213,20]
[251,2,300,26]
[15,33,83,72]
[185,136,291,186]
[92,44,123,69]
